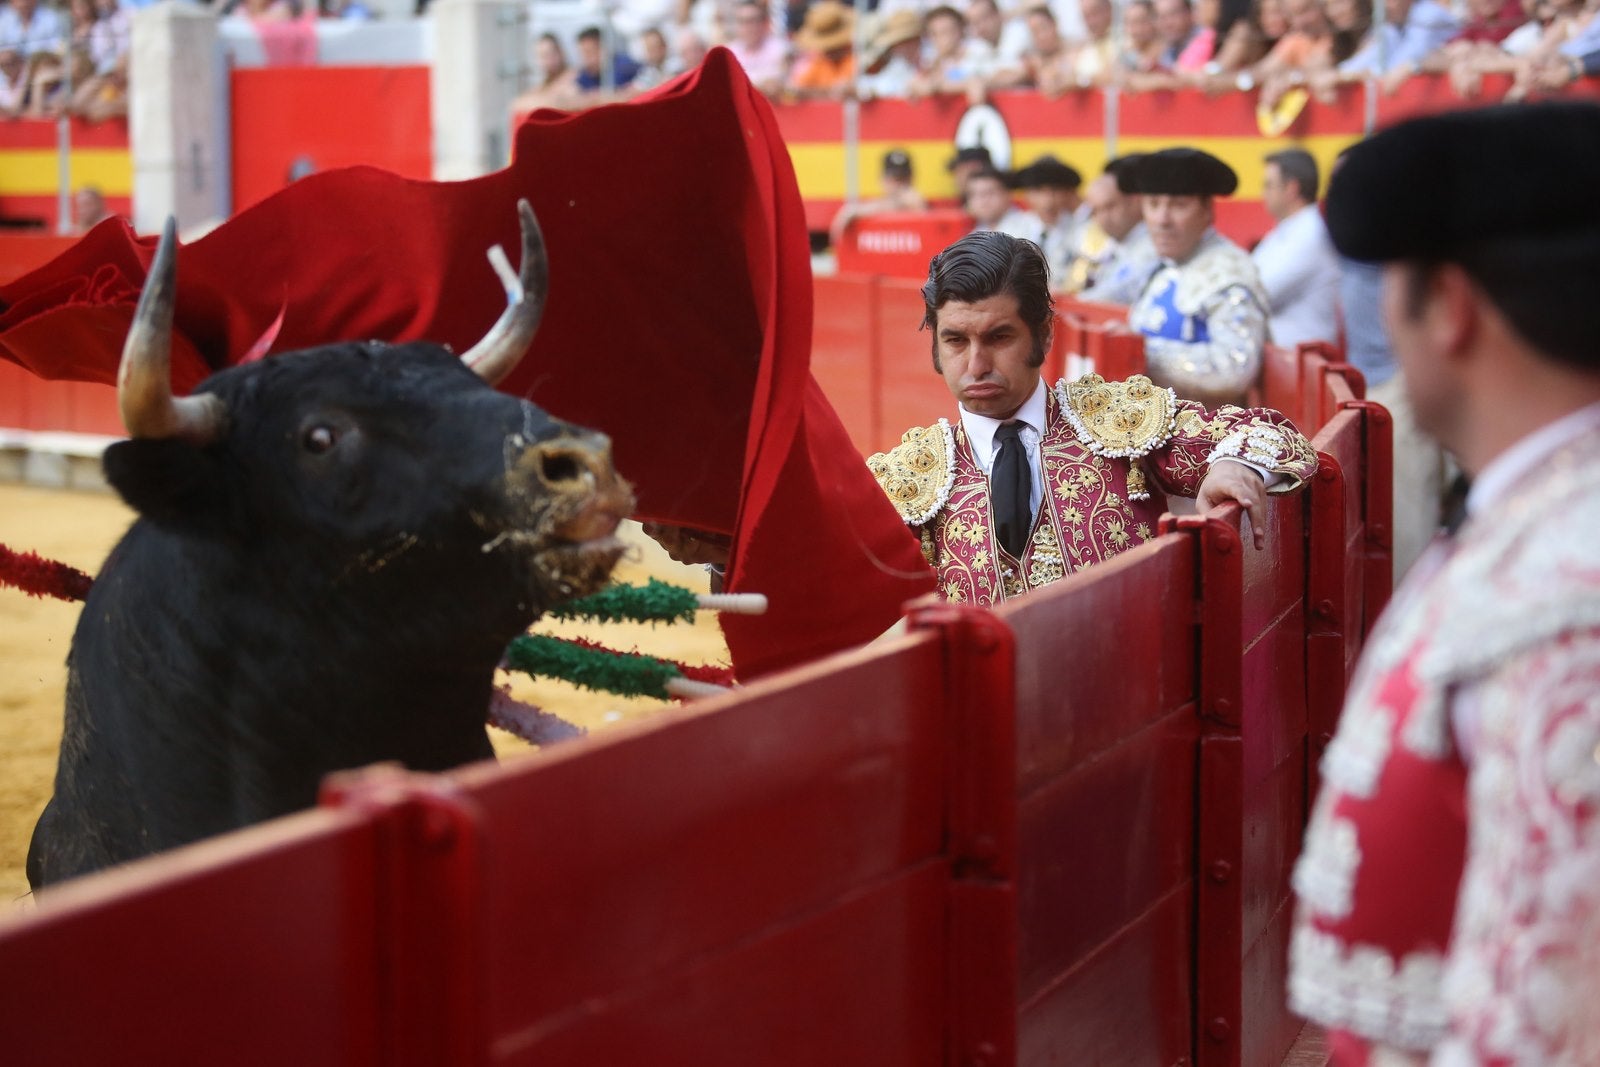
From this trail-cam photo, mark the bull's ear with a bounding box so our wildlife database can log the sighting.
[103,439,226,525]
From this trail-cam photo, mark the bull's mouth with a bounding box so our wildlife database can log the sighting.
[529,493,634,598]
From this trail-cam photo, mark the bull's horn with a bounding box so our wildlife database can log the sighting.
[117,217,228,443]
[462,199,548,387]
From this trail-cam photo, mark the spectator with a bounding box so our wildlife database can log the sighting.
[574,25,642,94]
[0,0,66,57]
[1005,155,1084,282]
[1117,0,1166,72]
[830,147,929,243]
[70,184,114,233]
[1337,0,1460,83]
[1078,155,1160,304]
[25,47,94,118]
[1063,0,1120,85]
[911,4,985,96]
[964,167,1019,231]
[1125,148,1271,407]
[1522,0,1600,91]
[514,32,580,112]
[995,5,1073,90]
[0,46,26,117]
[859,8,925,99]
[1155,0,1204,67]
[786,0,855,99]
[631,27,674,91]
[965,0,1033,79]
[671,27,709,75]
[87,0,129,77]
[726,0,789,94]
[1216,0,1290,76]
[1251,148,1340,349]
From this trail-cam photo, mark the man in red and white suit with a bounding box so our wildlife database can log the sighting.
[1288,100,1600,1066]
[867,227,1318,603]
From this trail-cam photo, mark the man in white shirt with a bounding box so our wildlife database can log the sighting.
[1251,148,1341,349]
[1000,155,1083,283]
[0,0,65,57]
[1078,154,1159,303]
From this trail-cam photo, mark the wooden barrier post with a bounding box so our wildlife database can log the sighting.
[908,601,1019,1066]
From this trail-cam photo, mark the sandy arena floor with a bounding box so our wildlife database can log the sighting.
[0,482,729,907]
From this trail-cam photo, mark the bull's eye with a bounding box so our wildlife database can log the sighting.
[303,425,339,454]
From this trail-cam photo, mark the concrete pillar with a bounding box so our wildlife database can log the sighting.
[129,1,230,235]
[430,0,527,181]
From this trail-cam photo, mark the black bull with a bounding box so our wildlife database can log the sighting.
[26,202,636,890]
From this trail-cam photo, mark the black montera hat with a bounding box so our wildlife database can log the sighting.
[1105,153,1145,194]
[1125,148,1238,197]
[882,148,913,180]
[947,145,994,171]
[1009,155,1082,190]
[1325,100,1600,263]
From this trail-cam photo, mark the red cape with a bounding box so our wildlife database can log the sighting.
[0,50,936,678]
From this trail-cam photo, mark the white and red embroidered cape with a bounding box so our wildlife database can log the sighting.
[1290,415,1600,1067]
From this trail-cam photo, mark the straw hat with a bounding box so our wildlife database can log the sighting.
[795,1,857,53]
[864,9,923,74]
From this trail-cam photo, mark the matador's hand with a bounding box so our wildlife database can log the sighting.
[639,522,733,568]
[1195,461,1269,550]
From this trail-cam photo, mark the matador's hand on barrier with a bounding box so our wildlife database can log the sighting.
[1195,462,1269,550]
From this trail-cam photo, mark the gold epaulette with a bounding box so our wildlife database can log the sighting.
[866,419,956,526]
[1057,373,1179,459]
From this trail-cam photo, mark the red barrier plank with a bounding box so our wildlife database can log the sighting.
[873,278,951,453]
[1018,883,1194,1067]
[453,638,951,1052]
[1241,898,1302,1067]
[810,273,880,453]
[1016,709,1199,998]
[1006,536,1197,793]
[0,812,387,1067]
[492,865,948,1066]
[835,210,968,279]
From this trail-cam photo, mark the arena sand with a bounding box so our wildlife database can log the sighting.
[0,482,730,907]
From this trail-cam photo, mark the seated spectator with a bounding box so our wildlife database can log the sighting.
[574,25,642,94]
[671,27,709,75]
[66,46,126,121]
[25,46,94,118]
[1006,155,1085,281]
[1157,0,1208,69]
[88,0,129,78]
[1516,0,1600,93]
[786,0,855,100]
[631,27,674,91]
[830,147,930,243]
[965,0,1033,83]
[727,0,789,95]
[992,4,1071,90]
[911,4,987,97]
[1213,0,1289,78]
[1251,148,1340,347]
[859,8,926,99]
[0,0,66,58]
[71,184,114,233]
[1062,0,1120,87]
[1252,0,1335,106]
[964,167,1020,231]
[1077,155,1160,304]
[0,47,26,117]
[1116,0,1167,72]
[1379,0,1515,89]
[514,32,580,112]
[1331,0,1459,85]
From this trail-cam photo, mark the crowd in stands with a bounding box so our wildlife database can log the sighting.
[514,0,1597,111]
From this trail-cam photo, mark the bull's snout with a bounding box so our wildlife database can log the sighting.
[523,433,635,543]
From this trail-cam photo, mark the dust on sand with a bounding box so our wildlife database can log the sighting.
[0,482,730,907]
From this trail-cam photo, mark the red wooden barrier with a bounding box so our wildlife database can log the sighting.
[835,210,971,279]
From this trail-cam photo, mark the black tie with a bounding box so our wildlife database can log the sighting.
[992,422,1032,559]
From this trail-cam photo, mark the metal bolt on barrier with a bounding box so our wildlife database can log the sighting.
[1207,1016,1233,1041]
[1208,860,1233,884]
[418,806,458,850]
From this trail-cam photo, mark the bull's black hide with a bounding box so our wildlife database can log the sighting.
[27,343,631,889]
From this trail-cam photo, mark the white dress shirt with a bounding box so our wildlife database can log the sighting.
[960,377,1050,519]
[1251,203,1342,349]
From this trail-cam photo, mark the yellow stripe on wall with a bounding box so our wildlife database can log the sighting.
[0,149,134,197]
[790,134,1359,203]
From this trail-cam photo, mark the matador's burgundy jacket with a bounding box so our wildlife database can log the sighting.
[868,373,1319,604]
